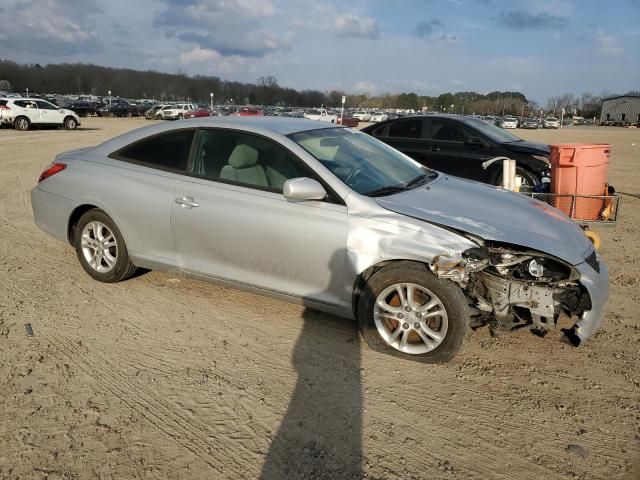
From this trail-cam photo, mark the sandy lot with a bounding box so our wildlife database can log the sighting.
[0,117,638,479]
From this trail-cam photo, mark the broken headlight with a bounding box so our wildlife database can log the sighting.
[528,259,544,278]
[513,256,573,281]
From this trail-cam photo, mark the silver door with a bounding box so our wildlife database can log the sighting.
[171,179,349,305]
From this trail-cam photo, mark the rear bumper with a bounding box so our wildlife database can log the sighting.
[565,257,609,345]
[31,187,76,244]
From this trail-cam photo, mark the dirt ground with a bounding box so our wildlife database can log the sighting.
[0,117,638,480]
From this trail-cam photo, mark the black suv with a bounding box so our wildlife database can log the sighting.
[362,115,550,188]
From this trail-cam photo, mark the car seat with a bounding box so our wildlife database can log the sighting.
[220,144,268,187]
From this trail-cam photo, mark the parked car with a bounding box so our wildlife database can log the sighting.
[184,107,212,119]
[499,116,518,129]
[369,112,388,122]
[304,108,337,123]
[361,114,550,189]
[543,117,560,129]
[161,103,198,120]
[144,104,166,120]
[232,107,263,117]
[96,104,112,117]
[68,101,96,118]
[353,111,371,122]
[98,102,137,117]
[0,97,80,131]
[337,115,359,127]
[0,99,13,126]
[521,117,539,129]
[31,117,607,362]
[134,102,154,116]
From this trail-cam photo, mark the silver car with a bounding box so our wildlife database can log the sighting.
[31,118,608,362]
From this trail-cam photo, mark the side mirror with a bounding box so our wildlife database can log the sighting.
[466,137,485,147]
[283,177,327,201]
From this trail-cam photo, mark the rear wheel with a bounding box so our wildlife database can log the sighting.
[74,209,138,283]
[357,262,469,363]
[14,116,30,131]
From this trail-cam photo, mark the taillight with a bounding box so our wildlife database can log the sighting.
[0,105,10,110]
[38,163,66,183]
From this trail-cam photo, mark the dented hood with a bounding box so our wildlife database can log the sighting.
[376,175,592,265]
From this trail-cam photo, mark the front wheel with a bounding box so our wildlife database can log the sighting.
[74,209,138,283]
[64,116,77,130]
[494,166,540,192]
[357,262,469,363]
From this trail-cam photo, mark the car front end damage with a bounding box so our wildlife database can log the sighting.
[430,241,608,346]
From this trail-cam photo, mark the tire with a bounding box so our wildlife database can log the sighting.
[64,116,77,130]
[14,116,30,131]
[494,166,540,191]
[357,261,469,363]
[73,209,138,283]
[178,114,183,120]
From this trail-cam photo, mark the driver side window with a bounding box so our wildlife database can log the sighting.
[190,130,311,193]
[36,101,58,110]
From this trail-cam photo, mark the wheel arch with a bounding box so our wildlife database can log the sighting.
[67,204,130,249]
[351,259,431,319]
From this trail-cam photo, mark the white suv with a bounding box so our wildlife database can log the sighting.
[161,103,197,120]
[0,98,80,131]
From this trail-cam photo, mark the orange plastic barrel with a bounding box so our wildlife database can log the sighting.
[550,143,610,220]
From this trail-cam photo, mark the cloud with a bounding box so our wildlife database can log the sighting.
[433,34,461,43]
[497,10,566,30]
[0,0,102,55]
[154,0,274,29]
[334,14,380,40]
[353,81,378,94]
[594,31,623,57]
[176,31,291,58]
[414,19,444,38]
[153,0,289,57]
[179,47,251,74]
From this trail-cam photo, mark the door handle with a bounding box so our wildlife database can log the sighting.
[175,196,199,208]
[430,145,440,152]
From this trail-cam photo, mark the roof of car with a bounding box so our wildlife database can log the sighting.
[176,116,340,135]
[94,116,342,153]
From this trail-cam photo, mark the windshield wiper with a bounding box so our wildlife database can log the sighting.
[405,171,437,188]
[364,185,408,197]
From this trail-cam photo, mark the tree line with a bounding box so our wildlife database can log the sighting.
[0,59,623,116]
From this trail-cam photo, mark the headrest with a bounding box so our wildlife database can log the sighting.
[228,144,259,169]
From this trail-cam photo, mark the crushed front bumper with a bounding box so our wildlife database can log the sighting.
[564,256,609,346]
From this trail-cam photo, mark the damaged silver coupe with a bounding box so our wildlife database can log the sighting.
[31,118,608,362]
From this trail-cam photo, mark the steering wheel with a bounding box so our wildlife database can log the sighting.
[344,167,362,186]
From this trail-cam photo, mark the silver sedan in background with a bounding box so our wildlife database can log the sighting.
[31,117,608,362]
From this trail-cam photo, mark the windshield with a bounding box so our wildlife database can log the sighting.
[462,117,522,143]
[288,128,436,196]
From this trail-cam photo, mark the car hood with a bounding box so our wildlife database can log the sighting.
[376,176,592,265]
[503,140,549,156]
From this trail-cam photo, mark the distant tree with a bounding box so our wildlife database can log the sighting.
[0,79,11,92]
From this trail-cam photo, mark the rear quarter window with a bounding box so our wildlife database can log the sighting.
[110,129,195,172]
[388,119,423,139]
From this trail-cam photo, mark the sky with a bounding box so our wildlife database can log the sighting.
[0,0,638,103]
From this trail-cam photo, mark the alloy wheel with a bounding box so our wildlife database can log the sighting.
[81,221,118,273]
[374,282,448,354]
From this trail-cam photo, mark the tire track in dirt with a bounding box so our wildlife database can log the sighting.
[44,331,264,478]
